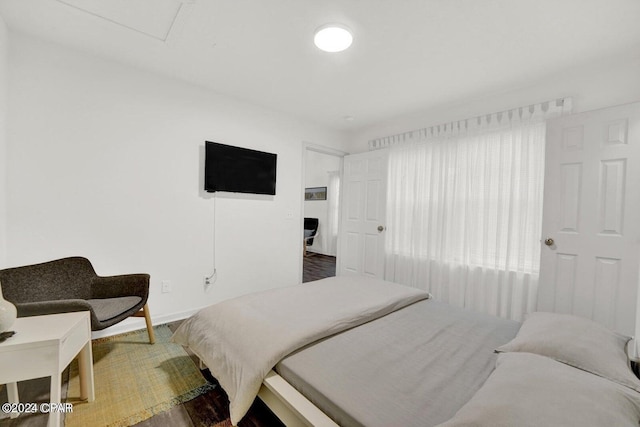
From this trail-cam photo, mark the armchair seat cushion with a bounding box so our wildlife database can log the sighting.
[87,296,142,322]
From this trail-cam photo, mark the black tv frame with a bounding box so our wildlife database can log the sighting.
[204,141,277,195]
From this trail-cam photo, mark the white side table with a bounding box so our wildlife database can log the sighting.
[0,311,95,427]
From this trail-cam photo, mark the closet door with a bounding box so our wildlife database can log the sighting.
[338,150,388,278]
[538,102,640,337]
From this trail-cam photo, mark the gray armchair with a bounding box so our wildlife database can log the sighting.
[0,256,155,343]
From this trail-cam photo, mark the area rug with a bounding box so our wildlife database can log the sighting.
[64,324,214,427]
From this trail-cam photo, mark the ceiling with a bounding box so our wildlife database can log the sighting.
[0,0,639,132]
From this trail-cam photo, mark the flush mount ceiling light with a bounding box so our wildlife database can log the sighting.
[314,24,353,52]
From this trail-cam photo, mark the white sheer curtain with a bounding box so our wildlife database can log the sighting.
[326,171,341,256]
[384,118,546,321]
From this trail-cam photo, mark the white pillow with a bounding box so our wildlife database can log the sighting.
[496,311,640,392]
[437,352,640,427]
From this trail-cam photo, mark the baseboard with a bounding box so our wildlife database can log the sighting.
[91,306,202,339]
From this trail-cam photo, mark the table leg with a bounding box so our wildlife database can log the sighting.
[77,341,95,401]
[7,382,19,419]
[48,373,61,427]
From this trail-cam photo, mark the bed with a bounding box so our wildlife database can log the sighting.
[171,276,640,426]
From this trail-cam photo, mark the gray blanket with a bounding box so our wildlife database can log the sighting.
[276,300,520,427]
[172,276,429,425]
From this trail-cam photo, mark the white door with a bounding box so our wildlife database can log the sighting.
[538,102,640,336]
[338,150,388,278]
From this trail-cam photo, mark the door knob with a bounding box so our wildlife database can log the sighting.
[377,225,385,232]
[544,238,554,246]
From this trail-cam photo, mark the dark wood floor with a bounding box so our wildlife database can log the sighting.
[303,253,336,282]
[133,369,284,427]
[1,256,337,427]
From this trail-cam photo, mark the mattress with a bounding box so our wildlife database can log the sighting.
[275,299,520,427]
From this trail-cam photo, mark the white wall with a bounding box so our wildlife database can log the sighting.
[347,52,640,152]
[6,34,348,331]
[304,151,341,255]
[0,16,7,268]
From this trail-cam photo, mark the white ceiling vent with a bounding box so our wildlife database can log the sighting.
[56,0,186,41]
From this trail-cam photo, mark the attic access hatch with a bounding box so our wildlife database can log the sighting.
[56,0,188,41]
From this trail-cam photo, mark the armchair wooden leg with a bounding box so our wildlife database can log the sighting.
[133,303,155,344]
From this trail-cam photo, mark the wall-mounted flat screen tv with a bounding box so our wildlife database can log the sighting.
[205,141,277,195]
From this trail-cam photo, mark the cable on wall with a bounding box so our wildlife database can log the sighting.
[204,194,217,290]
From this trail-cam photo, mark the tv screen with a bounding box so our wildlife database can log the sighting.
[204,142,277,195]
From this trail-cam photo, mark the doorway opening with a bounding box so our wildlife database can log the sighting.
[301,145,346,283]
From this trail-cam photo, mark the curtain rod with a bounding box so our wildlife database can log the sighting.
[368,97,572,151]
